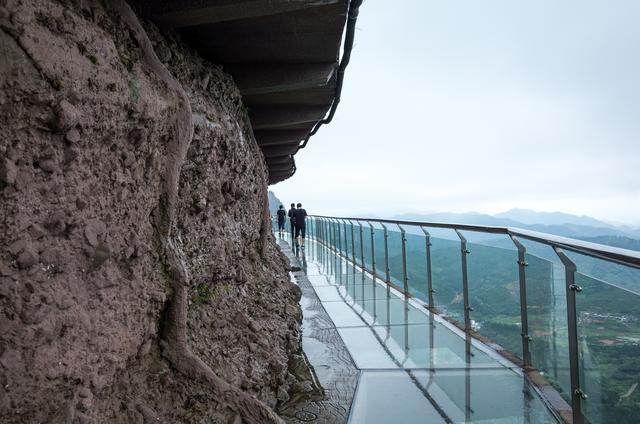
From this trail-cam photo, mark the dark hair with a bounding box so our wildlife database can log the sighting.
[279,205,283,209]
[296,203,302,207]
[290,203,295,207]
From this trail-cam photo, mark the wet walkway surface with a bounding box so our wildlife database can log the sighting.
[280,240,359,423]
[279,238,561,424]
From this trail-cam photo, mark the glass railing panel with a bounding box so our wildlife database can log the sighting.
[344,222,361,300]
[332,220,347,275]
[330,220,341,277]
[386,227,406,290]
[362,223,374,272]
[346,221,357,268]
[343,221,352,265]
[334,221,350,276]
[372,226,388,281]
[405,227,429,303]
[571,252,640,295]
[428,231,465,327]
[316,219,325,264]
[520,240,571,404]
[352,221,364,269]
[464,234,522,358]
[572,263,640,424]
[341,273,388,302]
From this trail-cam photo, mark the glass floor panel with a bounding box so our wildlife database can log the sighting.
[350,369,558,423]
[314,283,389,302]
[309,267,369,280]
[308,270,380,287]
[344,297,431,326]
[341,280,400,302]
[307,274,337,287]
[314,285,347,302]
[338,324,504,370]
[321,302,370,327]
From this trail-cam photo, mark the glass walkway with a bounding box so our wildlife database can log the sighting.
[287,238,560,423]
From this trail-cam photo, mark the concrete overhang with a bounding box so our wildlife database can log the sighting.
[132,0,352,184]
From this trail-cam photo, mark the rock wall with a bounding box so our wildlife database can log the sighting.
[0,1,302,422]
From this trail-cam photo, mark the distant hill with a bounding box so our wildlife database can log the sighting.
[389,209,640,242]
[495,207,618,228]
[393,211,522,228]
[580,235,640,252]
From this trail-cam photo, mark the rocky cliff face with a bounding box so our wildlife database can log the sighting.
[0,1,302,422]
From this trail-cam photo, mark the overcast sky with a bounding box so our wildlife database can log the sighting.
[272,0,640,226]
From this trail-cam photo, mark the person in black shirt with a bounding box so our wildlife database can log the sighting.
[287,203,296,241]
[293,203,307,247]
[276,205,286,237]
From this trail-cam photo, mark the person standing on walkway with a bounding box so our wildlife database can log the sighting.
[276,205,286,237]
[287,203,296,241]
[294,203,307,247]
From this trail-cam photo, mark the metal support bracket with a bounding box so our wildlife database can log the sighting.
[397,224,409,298]
[420,226,434,309]
[553,247,584,424]
[455,229,472,332]
[381,223,391,299]
[510,235,533,368]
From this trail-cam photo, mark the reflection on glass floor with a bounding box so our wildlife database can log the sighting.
[296,240,559,424]
[352,369,557,424]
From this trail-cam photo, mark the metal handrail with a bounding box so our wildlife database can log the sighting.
[310,214,640,269]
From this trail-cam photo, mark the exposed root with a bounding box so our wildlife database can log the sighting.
[108,1,282,422]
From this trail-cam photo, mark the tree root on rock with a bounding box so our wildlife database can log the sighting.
[108,1,283,422]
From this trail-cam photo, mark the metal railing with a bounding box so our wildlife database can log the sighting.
[280,214,640,424]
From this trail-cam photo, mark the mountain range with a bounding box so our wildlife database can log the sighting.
[390,208,640,251]
[267,191,640,252]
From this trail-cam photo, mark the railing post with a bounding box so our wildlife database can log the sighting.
[342,219,349,290]
[368,222,377,320]
[315,218,320,262]
[358,221,365,271]
[348,220,356,297]
[325,218,330,270]
[321,218,326,268]
[327,218,336,282]
[317,218,322,264]
[331,219,342,281]
[358,221,365,302]
[312,217,316,258]
[380,223,391,327]
[329,219,335,276]
[553,247,585,424]
[324,218,329,270]
[313,218,320,261]
[455,229,472,332]
[341,219,347,260]
[398,224,410,352]
[510,235,532,368]
[308,217,312,257]
[397,224,409,299]
[332,219,338,277]
[381,224,391,299]
[420,226,434,308]
[336,219,343,285]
